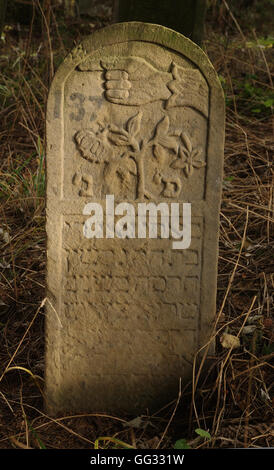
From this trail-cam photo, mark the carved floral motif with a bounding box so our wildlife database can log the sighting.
[74,113,206,199]
[74,125,111,163]
[171,132,206,177]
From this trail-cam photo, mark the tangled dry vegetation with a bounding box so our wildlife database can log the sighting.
[0,2,273,449]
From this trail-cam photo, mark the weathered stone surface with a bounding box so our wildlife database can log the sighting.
[45,22,225,415]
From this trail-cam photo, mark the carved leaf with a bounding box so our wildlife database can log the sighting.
[153,144,166,165]
[154,116,177,151]
[179,148,189,159]
[190,147,203,160]
[127,111,142,137]
[158,135,178,152]
[181,132,192,152]
[109,123,127,135]
[170,158,186,170]
[184,163,193,177]
[108,131,130,146]
[193,160,206,169]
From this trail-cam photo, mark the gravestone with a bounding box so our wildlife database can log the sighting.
[45,22,225,414]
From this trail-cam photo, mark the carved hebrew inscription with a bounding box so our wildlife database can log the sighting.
[73,172,93,196]
[45,23,225,415]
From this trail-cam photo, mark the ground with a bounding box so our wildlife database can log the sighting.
[0,1,273,449]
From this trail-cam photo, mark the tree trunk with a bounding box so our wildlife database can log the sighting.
[113,0,207,46]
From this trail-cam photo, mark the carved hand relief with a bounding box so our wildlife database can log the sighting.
[74,113,206,199]
[79,57,209,118]
[166,63,208,118]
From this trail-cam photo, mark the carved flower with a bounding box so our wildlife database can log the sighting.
[154,115,178,152]
[171,132,206,177]
[75,128,109,162]
[108,127,130,146]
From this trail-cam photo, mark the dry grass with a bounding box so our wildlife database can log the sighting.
[0,1,273,449]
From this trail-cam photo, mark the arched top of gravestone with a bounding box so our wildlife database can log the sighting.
[48,21,224,111]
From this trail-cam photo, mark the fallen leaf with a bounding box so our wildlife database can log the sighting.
[220,333,241,349]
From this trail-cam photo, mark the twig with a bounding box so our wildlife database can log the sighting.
[156,378,182,449]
